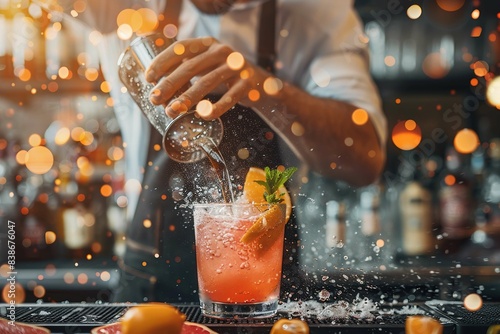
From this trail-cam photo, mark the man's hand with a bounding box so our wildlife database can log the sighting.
[145,37,277,120]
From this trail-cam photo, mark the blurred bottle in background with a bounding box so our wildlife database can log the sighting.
[399,159,436,257]
[482,138,500,236]
[55,169,95,260]
[348,183,384,267]
[394,155,439,256]
[437,146,475,252]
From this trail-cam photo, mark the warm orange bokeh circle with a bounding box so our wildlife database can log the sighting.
[392,120,422,150]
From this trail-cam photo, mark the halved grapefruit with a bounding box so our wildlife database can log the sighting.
[0,317,51,334]
[91,321,217,334]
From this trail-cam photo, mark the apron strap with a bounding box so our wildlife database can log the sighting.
[257,0,277,73]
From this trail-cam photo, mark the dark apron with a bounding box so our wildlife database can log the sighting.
[112,0,301,303]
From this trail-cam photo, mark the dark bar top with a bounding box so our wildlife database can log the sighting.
[1,301,499,334]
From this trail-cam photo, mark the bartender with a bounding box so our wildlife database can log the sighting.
[39,0,387,302]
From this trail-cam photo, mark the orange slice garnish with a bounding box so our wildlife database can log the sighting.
[243,167,292,221]
[240,204,285,244]
[405,315,443,334]
[239,167,292,251]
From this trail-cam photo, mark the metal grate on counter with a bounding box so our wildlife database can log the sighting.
[425,301,500,334]
[0,301,490,334]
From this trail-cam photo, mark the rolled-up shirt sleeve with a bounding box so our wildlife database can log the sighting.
[277,1,387,147]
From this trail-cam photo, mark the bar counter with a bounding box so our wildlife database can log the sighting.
[1,300,500,334]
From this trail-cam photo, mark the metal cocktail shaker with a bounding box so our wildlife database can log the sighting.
[117,33,223,163]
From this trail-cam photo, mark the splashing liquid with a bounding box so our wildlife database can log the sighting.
[196,137,235,203]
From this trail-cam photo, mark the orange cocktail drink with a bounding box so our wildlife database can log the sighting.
[193,203,286,318]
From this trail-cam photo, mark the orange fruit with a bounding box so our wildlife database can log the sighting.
[487,324,500,334]
[405,315,443,334]
[243,167,292,221]
[120,302,186,334]
[270,318,310,334]
[240,167,293,253]
[240,203,286,244]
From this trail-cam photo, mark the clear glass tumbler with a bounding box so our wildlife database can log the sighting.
[193,203,286,319]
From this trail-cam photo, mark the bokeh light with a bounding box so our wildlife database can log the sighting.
[55,127,71,145]
[173,43,185,56]
[263,77,283,96]
[422,52,450,79]
[100,271,111,282]
[16,150,28,165]
[108,146,124,161]
[100,81,112,93]
[117,24,134,40]
[196,99,214,118]
[384,55,396,67]
[407,5,422,19]
[28,133,42,147]
[25,146,54,174]
[471,26,482,37]
[85,68,99,81]
[226,52,245,71]
[2,283,26,304]
[248,89,260,102]
[136,8,158,34]
[436,0,465,12]
[18,68,32,81]
[471,9,480,20]
[143,219,152,228]
[486,76,500,108]
[392,120,422,150]
[291,121,305,137]
[58,66,70,79]
[163,23,178,39]
[464,293,483,311]
[45,231,57,245]
[454,128,479,154]
[472,60,489,77]
[100,184,113,197]
[89,30,103,45]
[352,109,369,126]
[33,285,46,299]
[64,272,75,284]
[77,273,88,285]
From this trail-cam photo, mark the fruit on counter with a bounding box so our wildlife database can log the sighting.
[405,315,443,334]
[487,324,500,334]
[91,321,218,334]
[91,303,218,334]
[0,317,51,334]
[270,318,310,334]
[121,303,186,334]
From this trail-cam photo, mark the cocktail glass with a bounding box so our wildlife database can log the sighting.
[193,203,286,319]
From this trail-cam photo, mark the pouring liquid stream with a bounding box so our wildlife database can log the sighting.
[196,137,235,204]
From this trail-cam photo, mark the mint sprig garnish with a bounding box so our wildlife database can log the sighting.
[254,166,297,204]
